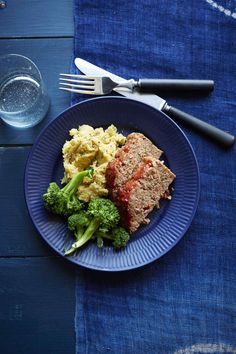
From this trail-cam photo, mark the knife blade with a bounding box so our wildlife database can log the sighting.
[74,58,235,148]
[74,58,166,111]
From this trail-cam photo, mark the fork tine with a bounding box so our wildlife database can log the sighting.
[59,87,98,95]
[59,74,103,95]
[60,73,95,80]
[59,77,95,85]
[60,82,95,89]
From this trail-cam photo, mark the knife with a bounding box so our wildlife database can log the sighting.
[75,58,235,148]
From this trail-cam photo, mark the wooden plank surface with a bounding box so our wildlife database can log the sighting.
[0,0,73,38]
[0,147,54,257]
[0,257,76,354]
[0,1,77,353]
[0,38,73,144]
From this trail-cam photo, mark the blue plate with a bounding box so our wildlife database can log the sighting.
[25,96,200,271]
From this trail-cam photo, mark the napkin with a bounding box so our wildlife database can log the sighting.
[73,1,236,353]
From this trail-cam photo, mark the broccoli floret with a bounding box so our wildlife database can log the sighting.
[43,168,93,217]
[43,182,65,215]
[68,211,91,241]
[110,227,130,249]
[88,198,120,232]
[94,227,130,250]
[64,198,120,255]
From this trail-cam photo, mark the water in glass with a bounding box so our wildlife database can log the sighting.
[0,54,50,128]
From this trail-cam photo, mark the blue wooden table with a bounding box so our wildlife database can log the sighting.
[0,2,77,353]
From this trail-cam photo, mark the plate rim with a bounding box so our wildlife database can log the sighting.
[24,96,200,271]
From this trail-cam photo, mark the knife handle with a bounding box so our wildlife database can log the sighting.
[137,79,214,93]
[163,104,235,148]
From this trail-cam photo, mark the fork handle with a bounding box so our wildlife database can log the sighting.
[136,79,214,93]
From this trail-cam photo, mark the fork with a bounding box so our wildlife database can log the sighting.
[59,74,214,95]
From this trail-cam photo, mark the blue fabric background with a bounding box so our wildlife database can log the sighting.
[73,1,236,353]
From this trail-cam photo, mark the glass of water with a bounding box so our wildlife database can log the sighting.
[0,54,50,128]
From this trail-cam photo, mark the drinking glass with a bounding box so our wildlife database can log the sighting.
[0,54,50,128]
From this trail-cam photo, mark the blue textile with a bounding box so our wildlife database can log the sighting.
[73,1,236,353]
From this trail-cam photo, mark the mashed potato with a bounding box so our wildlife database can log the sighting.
[62,124,126,202]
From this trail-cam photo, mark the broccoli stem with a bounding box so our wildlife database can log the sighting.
[64,218,100,256]
[75,225,85,241]
[63,170,91,196]
[98,233,113,241]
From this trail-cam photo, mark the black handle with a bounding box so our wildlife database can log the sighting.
[137,79,214,93]
[163,105,235,148]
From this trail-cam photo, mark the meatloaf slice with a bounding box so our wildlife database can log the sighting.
[115,156,176,233]
[106,133,162,199]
